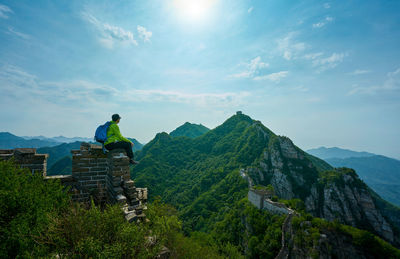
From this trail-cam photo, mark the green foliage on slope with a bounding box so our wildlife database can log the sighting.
[0,160,70,257]
[291,214,400,258]
[0,160,233,258]
[170,122,210,138]
[47,155,72,175]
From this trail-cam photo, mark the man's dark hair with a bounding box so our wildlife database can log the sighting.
[112,114,121,122]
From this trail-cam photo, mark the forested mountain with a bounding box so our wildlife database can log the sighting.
[132,113,400,256]
[169,122,210,138]
[0,132,60,149]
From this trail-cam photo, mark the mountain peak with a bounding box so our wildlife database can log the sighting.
[170,122,209,138]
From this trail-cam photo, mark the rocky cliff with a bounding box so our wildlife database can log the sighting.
[243,122,400,247]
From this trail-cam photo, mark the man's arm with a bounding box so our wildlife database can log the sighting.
[113,124,132,144]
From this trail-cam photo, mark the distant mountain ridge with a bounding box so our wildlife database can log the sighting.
[170,122,209,138]
[22,135,93,143]
[0,132,60,149]
[307,146,376,159]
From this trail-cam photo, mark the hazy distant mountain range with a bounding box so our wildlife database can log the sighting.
[307,146,376,159]
[22,135,93,143]
[0,132,60,149]
[308,147,400,206]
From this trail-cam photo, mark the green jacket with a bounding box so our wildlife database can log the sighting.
[105,121,132,145]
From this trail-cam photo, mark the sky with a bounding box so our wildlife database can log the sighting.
[0,0,399,159]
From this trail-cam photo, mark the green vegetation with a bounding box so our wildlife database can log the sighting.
[48,155,72,175]
[291,213,400,258]
[211,198,285,258]
[170,122,210,138]
[0,160,69,257]
[0,160,235,258]
[131,113,400,257]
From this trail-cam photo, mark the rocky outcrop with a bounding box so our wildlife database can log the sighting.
[314,170,395,243]
[285,218,377,259]
[242,124,399,246]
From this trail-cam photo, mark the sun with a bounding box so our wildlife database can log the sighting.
[173,0,216,24]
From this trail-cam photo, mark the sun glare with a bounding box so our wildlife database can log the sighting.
[173,0,216,24]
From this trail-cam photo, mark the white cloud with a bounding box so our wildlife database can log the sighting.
[0,64,248,108]
[312,52,347,71]
[0,4,13,19]
[312,22,325,28]
[348,69,371,75]
[81,12,137,48]
[230,56,269,78]
[248,6,254,13]
[292,85,309,92]
[7,27,30,39]
[253,71,288,82]
[124,89,250,107]
[137,25,152,42]
[323,3,331,9]
[277,32,306,60]
[304,52,324,60]
[312,16,334,28]
[348,68,400,95]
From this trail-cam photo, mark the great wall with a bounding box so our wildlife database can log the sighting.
[0,142,148,222]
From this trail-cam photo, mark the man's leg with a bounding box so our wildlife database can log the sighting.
[105,142,133,159]
[120,141,134,159]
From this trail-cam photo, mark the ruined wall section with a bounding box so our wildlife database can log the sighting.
[248,188,290,215]
[0,148,48,176]
[71,143,147,222]
[0,143,147,222]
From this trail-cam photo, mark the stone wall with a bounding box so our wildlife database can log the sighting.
[0,148,48,176]
[248,189,289,215]
[67,143,147,222]
[0,143,148,222]
[248,189,264,209]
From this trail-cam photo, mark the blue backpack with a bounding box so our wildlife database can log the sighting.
[94,121,111,144]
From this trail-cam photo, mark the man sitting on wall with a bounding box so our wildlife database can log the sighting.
[105,114,138,165]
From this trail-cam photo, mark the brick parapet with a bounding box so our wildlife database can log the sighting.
[70,143,148,221]
[0,148,48,176]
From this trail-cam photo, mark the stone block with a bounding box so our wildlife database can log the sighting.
[123,180,135,188]
[112,170,124,177]
[114,187,123,195]
[116,194,127,204]
[125,212,137,223]
[129,198,140,207]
